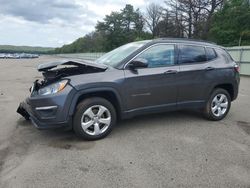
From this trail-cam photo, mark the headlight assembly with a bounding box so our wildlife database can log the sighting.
[38,80,68,96]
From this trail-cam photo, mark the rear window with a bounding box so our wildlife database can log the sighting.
[179,45,206,64]
[206,47,217,61]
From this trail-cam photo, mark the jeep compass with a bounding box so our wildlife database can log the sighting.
[17,38,240,140]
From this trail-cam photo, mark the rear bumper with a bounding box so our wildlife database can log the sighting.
[233,84,239,101]
[232,73,240,101]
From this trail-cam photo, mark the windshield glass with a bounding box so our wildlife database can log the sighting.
[95,40,150,67]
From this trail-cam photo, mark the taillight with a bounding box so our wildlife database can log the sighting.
[234,64,240,73]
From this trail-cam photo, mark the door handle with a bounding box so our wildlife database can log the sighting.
[205,67,215,71]
[164,70,178,74]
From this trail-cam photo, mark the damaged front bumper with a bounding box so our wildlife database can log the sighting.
[17,100,71,130]
[17,102,30,120]
[17,85,76,130]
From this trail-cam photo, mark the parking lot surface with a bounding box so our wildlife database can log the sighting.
[0,56,250,188]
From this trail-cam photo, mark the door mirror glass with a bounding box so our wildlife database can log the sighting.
[129,58,148,69]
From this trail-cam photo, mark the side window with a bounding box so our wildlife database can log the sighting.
[206,47,217,61]
[136,44,175,68]
[179,45,206,64]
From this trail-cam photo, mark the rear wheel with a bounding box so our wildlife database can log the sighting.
[204,88,231,121]
[73,97,116,140]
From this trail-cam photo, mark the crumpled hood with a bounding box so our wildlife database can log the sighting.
[37,59,108,72]
[36,59,108,84]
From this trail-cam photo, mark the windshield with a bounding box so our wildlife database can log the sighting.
[95,40,150,67]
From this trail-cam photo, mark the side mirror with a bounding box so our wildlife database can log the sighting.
[128,58,148,69]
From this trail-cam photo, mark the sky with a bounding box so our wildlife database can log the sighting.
[0,0,162,47]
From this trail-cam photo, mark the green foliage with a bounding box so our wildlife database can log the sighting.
[55,1,250,53]
[55,4,152,53]
[209,0,250,46]
[54,32,107,53]
[0,45,54,54]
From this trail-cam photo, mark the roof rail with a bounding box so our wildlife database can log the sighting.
[154,37,217,45]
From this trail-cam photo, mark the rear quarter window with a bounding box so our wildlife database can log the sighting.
[216,48,234,63]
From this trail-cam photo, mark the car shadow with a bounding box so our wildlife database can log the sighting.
[14,110,204,148]
[117,110,203,128]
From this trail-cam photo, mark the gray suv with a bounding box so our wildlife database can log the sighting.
[17,38,240,140]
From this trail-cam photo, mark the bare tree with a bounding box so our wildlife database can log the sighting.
[202,0,224,38]
[164,0,190,37]
[163,0,224,39]
[145,3,163,37]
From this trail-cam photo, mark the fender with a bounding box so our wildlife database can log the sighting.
[68,87,123,116]
[207,81,236,101]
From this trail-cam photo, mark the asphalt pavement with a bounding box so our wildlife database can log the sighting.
[0,56,250,188]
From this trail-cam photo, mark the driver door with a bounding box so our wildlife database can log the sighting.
[123,44,179,113]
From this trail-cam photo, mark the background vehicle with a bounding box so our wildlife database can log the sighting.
[17,38,240,140]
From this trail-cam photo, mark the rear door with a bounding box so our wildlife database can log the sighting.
[123,43,179,112]
[177,45,217,108]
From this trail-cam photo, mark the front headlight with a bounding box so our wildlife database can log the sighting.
[38,80,68,96]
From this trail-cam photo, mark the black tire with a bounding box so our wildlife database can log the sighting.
[73,97,117,140]
[203,88,231,121]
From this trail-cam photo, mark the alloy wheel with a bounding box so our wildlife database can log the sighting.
[81,105,111,136]
[211,94,229,117]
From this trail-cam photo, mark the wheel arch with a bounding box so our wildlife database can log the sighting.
[213,83,234,100]
[68,87,123,119]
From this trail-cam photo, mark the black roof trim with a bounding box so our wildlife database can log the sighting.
[153,38,217,45]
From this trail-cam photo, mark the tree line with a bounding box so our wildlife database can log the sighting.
[54,0,250,53]
[0,45,54,54]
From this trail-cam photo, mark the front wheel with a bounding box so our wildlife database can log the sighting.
[73,97,117,140]
[203,88,231,121]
